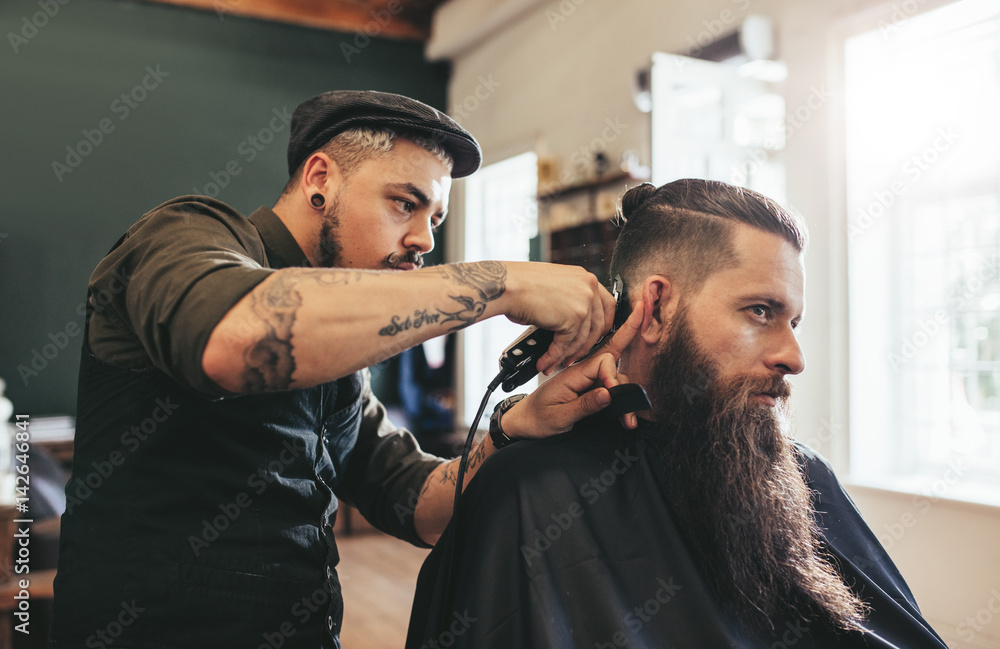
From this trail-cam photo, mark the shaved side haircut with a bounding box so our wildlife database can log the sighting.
[609,179,807,303]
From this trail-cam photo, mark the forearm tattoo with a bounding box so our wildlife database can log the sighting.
[239,263,507,389]
[467,440,488,472]
[438,463,458,487]
[418,439,489,500]
[239,269,362,391]
[241,274,300,391]
[378,261,508,337]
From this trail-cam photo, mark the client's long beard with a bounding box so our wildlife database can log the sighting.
[641,314,867,635]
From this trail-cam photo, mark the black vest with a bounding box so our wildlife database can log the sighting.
[52,251,363,649]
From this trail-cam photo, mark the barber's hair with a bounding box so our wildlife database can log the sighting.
[281,126,453,197]
[609,179,807,302]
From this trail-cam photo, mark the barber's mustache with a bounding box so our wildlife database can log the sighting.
[384,250,423,269]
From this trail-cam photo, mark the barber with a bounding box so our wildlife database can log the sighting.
[50,90,622,648]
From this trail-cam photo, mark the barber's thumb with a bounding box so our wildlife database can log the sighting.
[579,387,612,416]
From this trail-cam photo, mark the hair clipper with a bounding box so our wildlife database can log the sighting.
[498,274,629,392]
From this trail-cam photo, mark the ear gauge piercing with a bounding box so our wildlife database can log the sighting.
[310,193,325,208]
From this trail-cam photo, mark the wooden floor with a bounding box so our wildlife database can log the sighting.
[337,530,432,649]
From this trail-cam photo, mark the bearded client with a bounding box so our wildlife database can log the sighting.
[405,179,948,649]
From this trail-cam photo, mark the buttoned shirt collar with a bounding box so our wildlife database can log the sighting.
[248,206,311,268]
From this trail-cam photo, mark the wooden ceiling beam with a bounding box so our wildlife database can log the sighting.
[138,0,439,40]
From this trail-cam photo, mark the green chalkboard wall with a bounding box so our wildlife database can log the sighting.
[0,0,449,415]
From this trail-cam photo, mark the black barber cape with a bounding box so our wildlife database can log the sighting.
[406,411,948,649]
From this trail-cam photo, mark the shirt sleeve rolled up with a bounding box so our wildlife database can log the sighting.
[87,196,272,397]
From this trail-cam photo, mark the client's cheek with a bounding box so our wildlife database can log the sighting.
[705,348,746,381]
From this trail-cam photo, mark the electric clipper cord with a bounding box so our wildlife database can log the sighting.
[443,275,649,600]
[453,274,629,515]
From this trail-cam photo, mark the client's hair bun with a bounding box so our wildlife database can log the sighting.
[617,183,657,223]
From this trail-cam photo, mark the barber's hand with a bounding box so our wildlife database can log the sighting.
[503,262,617,375]
[500,301,645,440]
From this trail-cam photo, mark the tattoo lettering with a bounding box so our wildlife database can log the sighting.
[377,261,508,337]
[379,309,442,337]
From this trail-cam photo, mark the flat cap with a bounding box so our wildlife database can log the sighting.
[287,90,482,178]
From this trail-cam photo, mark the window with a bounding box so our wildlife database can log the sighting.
[650,52,787,202]
[845,0,1000,504]
[460,152,539,426]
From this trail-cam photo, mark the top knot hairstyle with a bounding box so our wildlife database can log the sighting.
[610,179,807,302]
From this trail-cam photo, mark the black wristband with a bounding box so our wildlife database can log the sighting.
[489,394,526,449]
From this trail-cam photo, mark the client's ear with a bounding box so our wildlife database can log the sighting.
[639,276,679,345]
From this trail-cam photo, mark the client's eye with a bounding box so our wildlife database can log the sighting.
[748,305,770,321]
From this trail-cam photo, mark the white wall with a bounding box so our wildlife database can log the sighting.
[435,0,1000,646]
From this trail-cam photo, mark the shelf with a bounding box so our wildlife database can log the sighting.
[538,170,650,235]
[547,219,622,286]
[537,170,647,202]
[537,170,647,285]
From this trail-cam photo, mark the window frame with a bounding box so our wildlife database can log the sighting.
[834,0,1000,506]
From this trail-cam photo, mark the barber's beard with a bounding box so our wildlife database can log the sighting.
[317,196,344,268]
[641,313,867,635]
[316,197,423,270]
